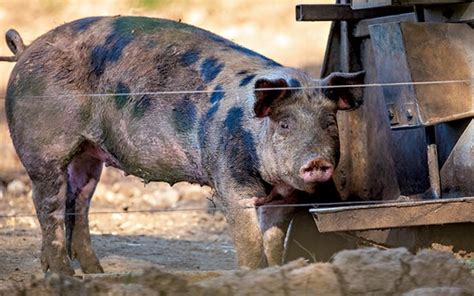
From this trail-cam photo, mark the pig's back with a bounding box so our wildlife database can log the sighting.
[8,16,280,95]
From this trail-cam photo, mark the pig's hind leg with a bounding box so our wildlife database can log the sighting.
[27,162,75,275]
[65,143,104,273]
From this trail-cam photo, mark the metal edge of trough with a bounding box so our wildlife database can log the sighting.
[310,196,474,232]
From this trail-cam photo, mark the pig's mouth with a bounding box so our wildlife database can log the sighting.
[298,158,334,184]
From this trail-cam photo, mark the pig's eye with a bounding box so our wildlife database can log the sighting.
[279,120,289,129]
[325,115,337,128]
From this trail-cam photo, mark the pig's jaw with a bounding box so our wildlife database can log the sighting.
[263,173,318,195]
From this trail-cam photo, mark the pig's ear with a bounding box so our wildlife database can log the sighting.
[321,71,365,110]
[254,79,289,118]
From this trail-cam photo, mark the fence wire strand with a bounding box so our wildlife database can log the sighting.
[0,78,472,100]
[0,198,424,219]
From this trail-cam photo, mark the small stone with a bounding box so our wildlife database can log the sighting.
[7,179,27,195]
[403,287,473,296]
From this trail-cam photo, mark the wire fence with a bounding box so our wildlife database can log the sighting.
[0,197,439,220]
[0,77,472,220]
[0,78,472,99]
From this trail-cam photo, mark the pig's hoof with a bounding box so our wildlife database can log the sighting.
[81,262,104,274]
[48,262,75,276]
[41,250,75,275]
[43,261,75,276]
[73,249,104,273]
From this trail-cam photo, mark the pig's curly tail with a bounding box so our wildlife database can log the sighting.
[0,29,25,62]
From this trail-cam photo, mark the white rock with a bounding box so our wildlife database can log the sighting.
[7,179,27,195]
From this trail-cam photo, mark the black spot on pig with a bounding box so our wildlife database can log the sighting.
[133,94,152,119]
[114,82,130,109]
[90,46,108,77]
[92,18,166,78]
[239,74,256,87]
[222,107,260,185]
[210,85,225,104]
[90,33,133,77]
[289,79,301,88]
[200,58,224,83]
[173,96,197,133]
[199,103,219,149]
[70,17,101,32]
[180,50,200,66]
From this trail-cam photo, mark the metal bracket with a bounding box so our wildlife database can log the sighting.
[295,4,412,21]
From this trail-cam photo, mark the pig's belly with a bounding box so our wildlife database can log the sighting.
[92,134,207,185]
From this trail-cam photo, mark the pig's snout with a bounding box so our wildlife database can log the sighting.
[298,157,334,183]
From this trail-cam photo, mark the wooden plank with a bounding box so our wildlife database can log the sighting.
[352,0,471,9]
[296,4,413,21]
[310,197,474,232]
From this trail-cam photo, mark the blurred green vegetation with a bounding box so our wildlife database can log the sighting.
[130,0,173,9]
[465,258,474,271]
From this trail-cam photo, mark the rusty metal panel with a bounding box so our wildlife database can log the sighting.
[370,22,474,129]
[440,119,474,198]
[370,22,419,128]
[402,23,473,125]
[319,17,401,201]
[331,38,401,201]
[310,197,474,232]
[390,128,430,196]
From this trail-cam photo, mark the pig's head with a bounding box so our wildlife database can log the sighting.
[255,70,365,193]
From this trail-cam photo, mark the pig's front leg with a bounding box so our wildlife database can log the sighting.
[218,188,268,269]
[258,201,296,266]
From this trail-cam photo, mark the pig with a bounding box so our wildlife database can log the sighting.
[3,16,364,275]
